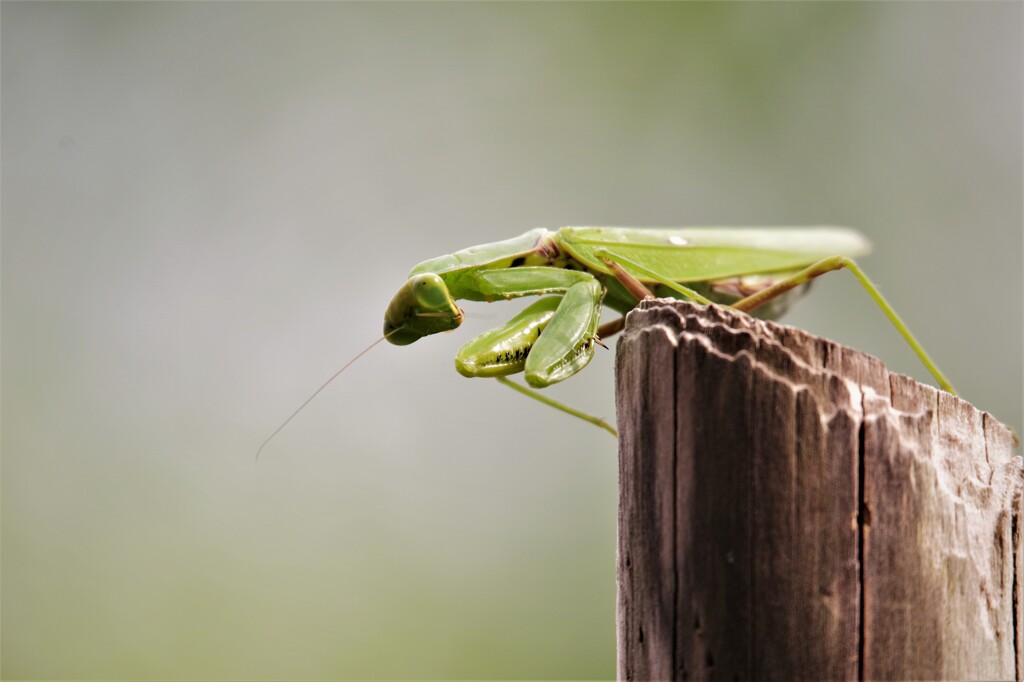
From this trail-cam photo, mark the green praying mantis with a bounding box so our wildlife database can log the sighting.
[258,226,954,455]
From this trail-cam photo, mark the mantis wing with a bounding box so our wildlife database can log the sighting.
[556,226,871,284]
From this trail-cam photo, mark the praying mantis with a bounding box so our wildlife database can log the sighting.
[257,226,954,455]
[380,226,953,437]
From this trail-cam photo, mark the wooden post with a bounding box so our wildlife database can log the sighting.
[615,299,1023,681]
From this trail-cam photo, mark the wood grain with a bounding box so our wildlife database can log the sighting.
[615,299,1022,681]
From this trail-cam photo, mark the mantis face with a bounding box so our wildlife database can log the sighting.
[384,273,464,345]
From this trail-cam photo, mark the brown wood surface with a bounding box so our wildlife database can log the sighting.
[615,299,1023,681]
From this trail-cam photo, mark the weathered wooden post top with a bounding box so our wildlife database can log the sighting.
[615,299,1022,681]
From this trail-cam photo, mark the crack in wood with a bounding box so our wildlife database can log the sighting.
[857,409,867,682]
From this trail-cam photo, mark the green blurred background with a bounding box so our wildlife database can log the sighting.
[3,3,1020,679]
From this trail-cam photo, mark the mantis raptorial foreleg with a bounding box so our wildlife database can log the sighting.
[456,274,603,382]
[468,267,595,300]
[469,278,614,435]
[523,280,602,386]
[730,255,955,394]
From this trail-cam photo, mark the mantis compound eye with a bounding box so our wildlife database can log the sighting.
[384,273,463,345]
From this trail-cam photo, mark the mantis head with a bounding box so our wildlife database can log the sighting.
[384,273,464,345]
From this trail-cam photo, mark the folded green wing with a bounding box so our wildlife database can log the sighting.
[557,227,871,283]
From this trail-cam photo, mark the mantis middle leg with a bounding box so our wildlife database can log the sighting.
[590,248,715,342]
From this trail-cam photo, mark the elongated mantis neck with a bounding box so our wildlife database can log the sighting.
[255,335,390,460]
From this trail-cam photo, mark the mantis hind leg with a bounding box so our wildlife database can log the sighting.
[496,377,617,437]
[731,256,955,394]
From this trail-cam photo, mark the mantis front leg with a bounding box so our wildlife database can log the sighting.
[455,267,605,387]
[454,269,615,435]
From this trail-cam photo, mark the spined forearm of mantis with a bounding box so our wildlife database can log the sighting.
[257,226,954,458]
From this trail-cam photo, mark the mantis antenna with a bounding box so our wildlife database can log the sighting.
[255,335,390,460]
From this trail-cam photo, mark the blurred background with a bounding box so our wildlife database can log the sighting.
[3,3,1020,679]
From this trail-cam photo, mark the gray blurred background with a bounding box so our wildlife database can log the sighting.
[3,3,1020,679]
